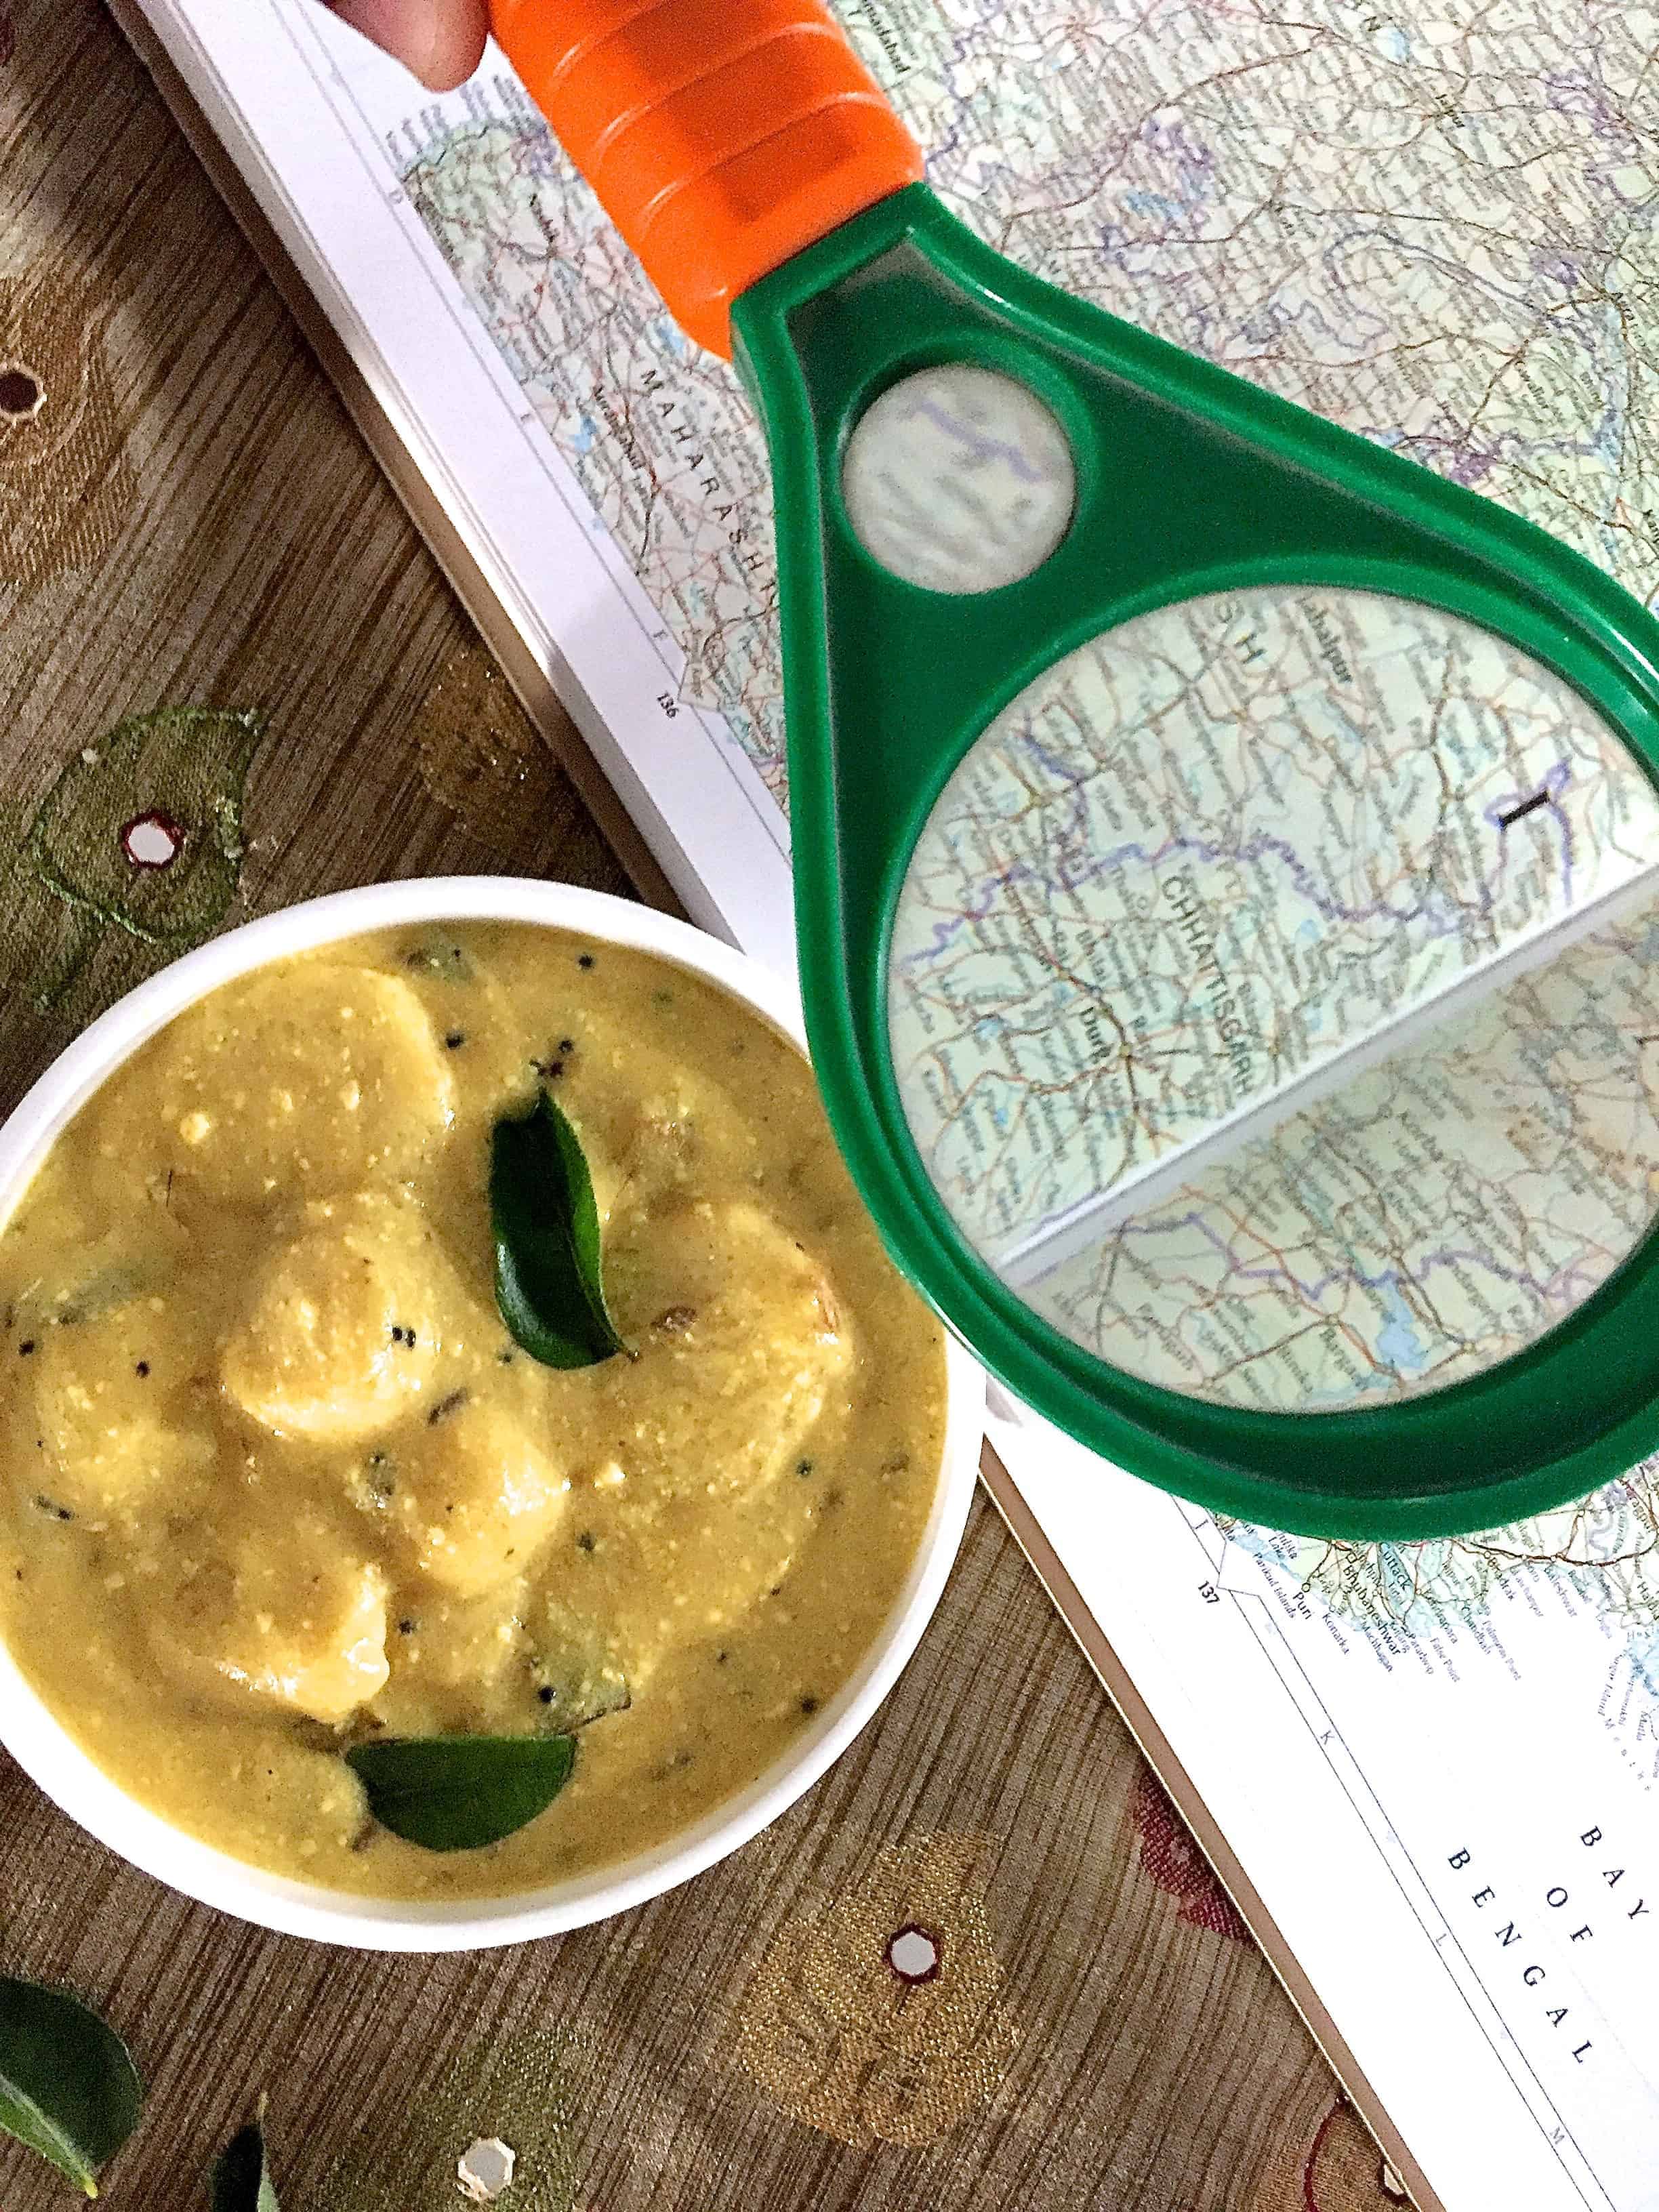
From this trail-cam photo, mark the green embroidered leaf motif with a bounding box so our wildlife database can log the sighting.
[26,707,265,943]
[7,707,267,1015]
[0,1978,143,2196]
[210,2112,279,2212]
[308,2030,583,2212]
[491,1092,628,1370]
[348,1736,577,1853]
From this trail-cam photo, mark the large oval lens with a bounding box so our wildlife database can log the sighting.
[888,588,1659,1410]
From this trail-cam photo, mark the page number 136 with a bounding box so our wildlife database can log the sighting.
[657,693,680,720]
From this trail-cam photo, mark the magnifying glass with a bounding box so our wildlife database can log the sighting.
[489,0,1659,1539]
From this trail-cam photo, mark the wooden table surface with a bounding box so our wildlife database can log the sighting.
[0,6,1394,2208]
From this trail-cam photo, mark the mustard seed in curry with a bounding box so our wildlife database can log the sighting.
[0,924,946,1897]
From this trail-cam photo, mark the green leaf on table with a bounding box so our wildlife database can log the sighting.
[209,2109,278,2212]
[491,1090,628,1369]
[347,1735,577,1852]
[0,1978,142,2196]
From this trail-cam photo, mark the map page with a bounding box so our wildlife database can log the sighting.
[128,2,1659,2204]
[887,586,1659,1406]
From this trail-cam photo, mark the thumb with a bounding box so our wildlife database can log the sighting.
[325,0,490,91]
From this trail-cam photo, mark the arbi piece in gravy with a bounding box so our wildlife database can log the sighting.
[0,923,946,1899]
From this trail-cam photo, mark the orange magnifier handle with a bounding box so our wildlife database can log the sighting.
[486,0,922,357]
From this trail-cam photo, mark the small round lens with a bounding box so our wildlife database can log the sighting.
[841,364,1075,594]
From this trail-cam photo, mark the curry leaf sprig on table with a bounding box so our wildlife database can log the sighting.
[209,2104,279,2212]
[0,1976,142,2196]
[348,1734,578,1853]
[491,1090,629,1370]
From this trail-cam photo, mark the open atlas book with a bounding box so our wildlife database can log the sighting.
[111,4,1659,2205]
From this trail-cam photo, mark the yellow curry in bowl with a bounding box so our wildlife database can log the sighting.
[0,923,945,1898]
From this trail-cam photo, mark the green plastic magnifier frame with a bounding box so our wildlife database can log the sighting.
[490,0,1659,1538]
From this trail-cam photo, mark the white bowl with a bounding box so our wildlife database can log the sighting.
[0,877,983,1950]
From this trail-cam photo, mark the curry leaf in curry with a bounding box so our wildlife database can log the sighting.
[533,1604,631,1730]
[491,1092,628,1370]
[209,2108,279,2212]
[0,1978,143,2196]
[348,1734,577,1852]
